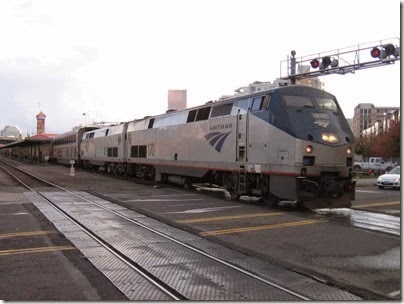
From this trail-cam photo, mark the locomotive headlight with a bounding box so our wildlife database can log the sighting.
[321,132,339,143]
[305,145,313,153]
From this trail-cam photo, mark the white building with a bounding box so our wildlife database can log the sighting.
[1,125,22,139]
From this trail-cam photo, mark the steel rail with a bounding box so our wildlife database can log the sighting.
[0,162,184,301]
[0,159,311,300]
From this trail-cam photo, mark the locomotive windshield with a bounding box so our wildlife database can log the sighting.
[283,95,314,108]
[268,86,353,146]
[315,97,337,111]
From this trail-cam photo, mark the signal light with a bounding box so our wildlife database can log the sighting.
[384,44,395,56]
[370,44,399,59]
[311,56,339,70]
[370,47,381,58]
[394,47,400,57]
[321,56,331,68]
[310,59,319,69]
[330,58,339,68]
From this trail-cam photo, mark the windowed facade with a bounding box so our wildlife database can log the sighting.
[353,103,399,138]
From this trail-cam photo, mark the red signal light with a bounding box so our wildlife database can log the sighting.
[370,47,381,58]
[310,59,320,69]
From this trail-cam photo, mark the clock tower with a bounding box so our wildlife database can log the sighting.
[36,111,46,134]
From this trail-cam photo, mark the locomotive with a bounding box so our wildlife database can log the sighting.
[79,85,356,209]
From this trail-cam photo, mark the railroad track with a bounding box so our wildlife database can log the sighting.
[0,159,318,301]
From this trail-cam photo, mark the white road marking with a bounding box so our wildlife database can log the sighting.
[124,198,204,202]
[163,206,241,214]
[356,190,381,193]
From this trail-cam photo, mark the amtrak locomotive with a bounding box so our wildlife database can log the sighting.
[80,85,356,209]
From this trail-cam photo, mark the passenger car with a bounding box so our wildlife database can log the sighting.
[377,166,400,189]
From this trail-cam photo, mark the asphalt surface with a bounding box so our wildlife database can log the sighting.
[0,167,127,301]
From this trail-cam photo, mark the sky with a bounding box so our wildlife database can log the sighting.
[0,0,401,135]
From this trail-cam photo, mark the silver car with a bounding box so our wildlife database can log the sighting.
[377,166,400,189]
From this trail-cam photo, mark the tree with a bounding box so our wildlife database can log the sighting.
[369,119,400,159]
[354,136,371,157]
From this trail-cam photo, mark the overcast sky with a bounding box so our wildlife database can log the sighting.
[0,0,401,135]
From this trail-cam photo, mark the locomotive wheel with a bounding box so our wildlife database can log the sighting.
[228,188,240,200]
[296,201,307,210]
[224,173,240,200]
[353,165,361,172]
[261,194,280,206]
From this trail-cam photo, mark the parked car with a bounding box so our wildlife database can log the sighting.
[354,157,395,174]
[377,166,400,189]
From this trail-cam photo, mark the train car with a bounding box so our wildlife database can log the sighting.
[53,127,98,166]
[81,123,128,174]
[124,85,355,209]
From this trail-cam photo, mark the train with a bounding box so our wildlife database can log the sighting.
[3,85,356,209]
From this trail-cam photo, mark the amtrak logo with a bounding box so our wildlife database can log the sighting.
[205,131,232,152]
[314,120,330,128]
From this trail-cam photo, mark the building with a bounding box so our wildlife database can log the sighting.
[222,75,324,100]
[352,103,400,138]
[36,111,46,134]
[295,65,325,90]
[168,90,187,112]
[0,125,22,139]
[362,108,400,138]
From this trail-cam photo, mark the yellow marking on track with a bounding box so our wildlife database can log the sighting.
[201,219,325,236]
[0,230,58,238]
[357,201,400,208]
[0,246,76,257]
[177,212,284,224]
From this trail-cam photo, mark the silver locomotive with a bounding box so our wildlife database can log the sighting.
[80,85,356,209]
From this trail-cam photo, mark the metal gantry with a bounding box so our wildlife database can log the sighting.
[281,37,400,83]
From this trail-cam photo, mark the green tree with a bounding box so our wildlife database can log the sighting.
[354,136,371,157]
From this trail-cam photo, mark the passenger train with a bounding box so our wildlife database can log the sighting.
[79,85,356,209]
[3,85,356,209]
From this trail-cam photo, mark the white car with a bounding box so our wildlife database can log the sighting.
[377,166,400,189]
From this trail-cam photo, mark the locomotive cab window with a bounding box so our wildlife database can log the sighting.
[284,95,314,108]
[251,95,271,111]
